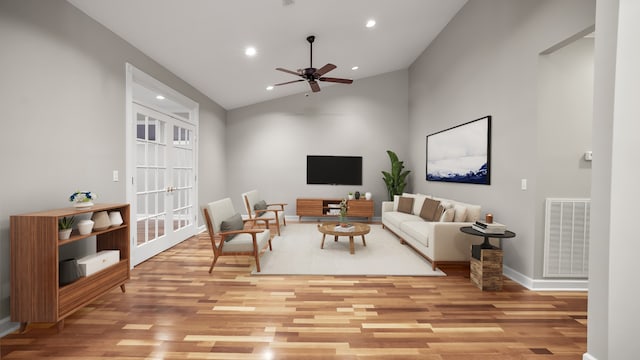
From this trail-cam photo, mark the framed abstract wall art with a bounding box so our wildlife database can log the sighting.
[426,115,491,185]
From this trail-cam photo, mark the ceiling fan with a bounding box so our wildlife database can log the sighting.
[274,35,353,93]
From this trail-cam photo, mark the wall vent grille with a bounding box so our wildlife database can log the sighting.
[543,198,590,278]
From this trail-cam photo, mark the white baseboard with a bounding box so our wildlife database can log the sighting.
[0,316,19,337]
[503,265,588,291]
[583,353,597,360]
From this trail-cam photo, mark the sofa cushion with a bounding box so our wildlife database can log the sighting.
[392,195,400,211]
[465,204,482,222]
[400,221,432,247]
[382,211,420,229]
[419,198,441,221]
[397,196,414,214]
[440,207,455,222]
[412,194,428,215]
[453,204,468,222]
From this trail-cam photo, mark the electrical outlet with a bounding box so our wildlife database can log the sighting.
[113,170,119,182]
[521,179,527,190]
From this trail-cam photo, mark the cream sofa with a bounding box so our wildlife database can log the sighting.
[381,193,484,270]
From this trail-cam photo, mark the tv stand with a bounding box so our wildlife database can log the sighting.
[296,198,373,222]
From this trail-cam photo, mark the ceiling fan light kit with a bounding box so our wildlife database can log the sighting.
[275,35,353,93]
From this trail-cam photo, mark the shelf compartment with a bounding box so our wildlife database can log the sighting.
[58,224,128,246]
[59,260,128,318]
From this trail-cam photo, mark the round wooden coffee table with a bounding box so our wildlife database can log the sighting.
[317,223,370,254]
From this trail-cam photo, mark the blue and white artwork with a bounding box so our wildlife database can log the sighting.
[426,116,491,185]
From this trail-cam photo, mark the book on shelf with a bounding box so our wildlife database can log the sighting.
[472,224,506,234]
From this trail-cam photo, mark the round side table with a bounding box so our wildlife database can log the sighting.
[459,226,516,249]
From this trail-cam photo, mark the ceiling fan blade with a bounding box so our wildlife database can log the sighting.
[276,67,301,76]
[319,77,353,84]
[309,80,321,92]
[274,79,304,86]
[315,63,336,76]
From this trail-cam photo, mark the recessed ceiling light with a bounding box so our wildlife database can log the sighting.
[155,95,165,100]
[366,19,376,28]
[245,46,257,57]
[351,66,359,70]
[266,86,274,91]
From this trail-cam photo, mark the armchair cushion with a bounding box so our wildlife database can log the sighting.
[254,200,268,211]
[220,213,243,241]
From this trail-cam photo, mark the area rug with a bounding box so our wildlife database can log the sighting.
[251,223,445,276]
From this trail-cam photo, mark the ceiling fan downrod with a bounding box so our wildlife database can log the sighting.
[307,35,315,68]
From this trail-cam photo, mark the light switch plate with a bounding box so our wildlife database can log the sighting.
[113,170,119,182]
[521,179,527,190]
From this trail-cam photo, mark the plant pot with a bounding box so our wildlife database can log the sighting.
[365,192,372,200]
[58,228,72,240]
[348,194,354,200]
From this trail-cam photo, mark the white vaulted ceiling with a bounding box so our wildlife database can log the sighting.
[68,0,466,110]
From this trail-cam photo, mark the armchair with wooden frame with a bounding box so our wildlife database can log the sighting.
[202,198,272,273]
[241,190,287,236]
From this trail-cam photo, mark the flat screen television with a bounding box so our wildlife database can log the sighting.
[307,155,363,185]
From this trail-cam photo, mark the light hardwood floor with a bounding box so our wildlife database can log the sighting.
[1,224,587,359]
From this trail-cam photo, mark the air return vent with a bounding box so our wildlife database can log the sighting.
[543,198,590,278]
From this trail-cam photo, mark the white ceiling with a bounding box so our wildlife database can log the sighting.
[68,0,466,110]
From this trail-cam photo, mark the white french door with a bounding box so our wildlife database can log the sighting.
[132,103,196,265]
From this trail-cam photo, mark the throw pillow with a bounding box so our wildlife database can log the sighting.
[419,198,441,221]
[412,194,428,215]
[392,195,400,211]
[220,213,243,241]
[254,200,268,212]
[453,204,468,222]
[397,196,414,214]
[440,208,455,222]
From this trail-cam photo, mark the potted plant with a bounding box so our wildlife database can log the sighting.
[69,191,97,208]
[348,192,354,200]
[381,150,411,200]
[339,198,349,227]
[58,216,75,240]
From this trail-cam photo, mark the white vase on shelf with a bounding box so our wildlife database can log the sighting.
[108,211,123,226]
[77,219,94,235]
[73,201,94,209]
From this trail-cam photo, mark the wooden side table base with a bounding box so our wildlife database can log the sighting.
[470,247,503,291]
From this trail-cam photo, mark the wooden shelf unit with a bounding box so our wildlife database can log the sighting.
[10,203,130,331]
[296,198,374,222]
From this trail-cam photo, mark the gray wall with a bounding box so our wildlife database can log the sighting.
[0,0,226,324]
[535,37,593,277]
[407,0,595,279]
[226,70,410,217]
